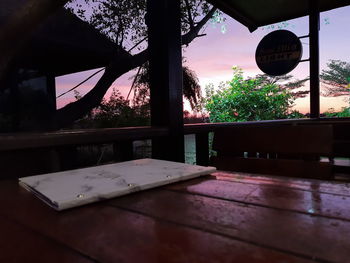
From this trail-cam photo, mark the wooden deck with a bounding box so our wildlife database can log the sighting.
[1,171,350,263]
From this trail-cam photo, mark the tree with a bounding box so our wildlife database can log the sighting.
[73,62,202,129]
[320,59,350,97]
[130,63,202,110]
[203,67,295,122]
[253,74,309,99]
[55,0,217,127]
[0,0,217,128]
[323,107,350,118]
[73,89,150,128]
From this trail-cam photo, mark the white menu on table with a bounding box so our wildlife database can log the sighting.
[19,158,216,211]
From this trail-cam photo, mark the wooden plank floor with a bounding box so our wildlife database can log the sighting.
[1,171,350,263]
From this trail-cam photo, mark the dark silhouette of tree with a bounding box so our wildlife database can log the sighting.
[131,63,202,110]
[56,0,217,127]
[75,89,150,128]
[320,60,350,97]
[0,0,217,128]
[254,74,309,99]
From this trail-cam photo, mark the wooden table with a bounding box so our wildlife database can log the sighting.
[1,171,350,263]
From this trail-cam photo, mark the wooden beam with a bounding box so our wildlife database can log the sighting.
[147,0,184,162]
[0,127,168,151]
[46,74,57,130]
[309,0,320,118]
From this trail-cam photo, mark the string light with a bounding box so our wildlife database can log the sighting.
[210,10,227,34]
[260,18,330,32]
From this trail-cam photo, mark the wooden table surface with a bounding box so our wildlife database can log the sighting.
[1,171,350,263]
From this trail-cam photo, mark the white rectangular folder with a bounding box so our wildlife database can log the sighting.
[19,159,216,211]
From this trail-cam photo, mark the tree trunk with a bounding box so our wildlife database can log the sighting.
[56,50,148,127]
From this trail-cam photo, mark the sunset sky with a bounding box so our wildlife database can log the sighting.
[56,5,350,113]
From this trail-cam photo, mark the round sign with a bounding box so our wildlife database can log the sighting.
[255,30,302,76]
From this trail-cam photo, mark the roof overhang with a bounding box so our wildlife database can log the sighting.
[207,0,350,32]
[17,9,122,77]
[1,0,123,77]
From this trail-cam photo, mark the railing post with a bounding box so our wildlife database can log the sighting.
[147,0,184,162]
[49,148,61,172]
[195,132,209,166]
[309,0,320,118]
[113,140,133,162]
[58,146,78,170]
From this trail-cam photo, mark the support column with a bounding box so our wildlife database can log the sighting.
[147,0,185,162]
[46,74,57,130]
[309,0,320,118]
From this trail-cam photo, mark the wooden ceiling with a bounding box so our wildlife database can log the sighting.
[207,0,350,32]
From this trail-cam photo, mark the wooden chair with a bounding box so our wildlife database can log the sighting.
[211,125,334,180]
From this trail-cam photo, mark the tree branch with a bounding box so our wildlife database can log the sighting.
[184,0,195,30]
[128,36,148,52]
[56,6,216,127]
[56,49,149,127]
[182,7,216,45]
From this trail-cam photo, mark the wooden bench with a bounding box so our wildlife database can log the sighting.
[211,125,334,180]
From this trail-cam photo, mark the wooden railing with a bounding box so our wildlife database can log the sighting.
[1,118,350,178]
[0,126,169,151]
[185,117,350,166]
[0,126,168,178]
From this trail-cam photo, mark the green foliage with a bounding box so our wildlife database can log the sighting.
[74,89,150,128]
[323,107,350,118]
[203,67,295,122]
[286,110,306,119]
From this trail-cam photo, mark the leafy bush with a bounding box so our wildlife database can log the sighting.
[203,67,295,122]
[323,107,350,118]
[287,110,306,119]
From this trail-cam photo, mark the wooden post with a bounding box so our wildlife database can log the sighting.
[113,141,133,162]
[49,148,61,172]
[7,69,20,132]
[195,132,209,166]
[147,0,184,162]
[46,74,57,112]
[309,0,320,118]
[46,74,57,130]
